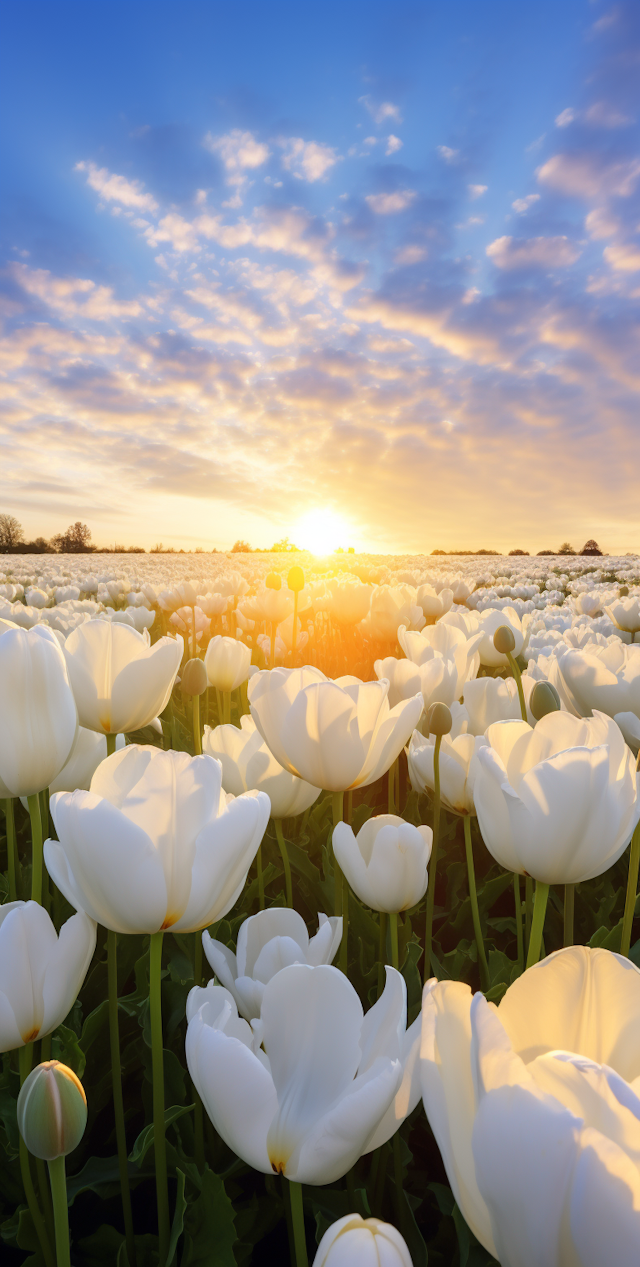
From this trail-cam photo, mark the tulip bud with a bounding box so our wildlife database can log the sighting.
[530,680,561,721]
[426,701,452,736]
[287,565,305,593]
[265,572,282,590]
[620,585,629,597]
[17,1061,87,1160]
[493,624,516,655]
[180,657,209,696]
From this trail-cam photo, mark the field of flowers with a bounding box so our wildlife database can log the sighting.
[1,549,639,1267]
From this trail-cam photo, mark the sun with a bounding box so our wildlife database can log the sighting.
[294,508,353,555]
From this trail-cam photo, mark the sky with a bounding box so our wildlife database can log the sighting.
[1,0,639,555]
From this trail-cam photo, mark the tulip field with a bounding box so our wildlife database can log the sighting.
[1,549,640,1267]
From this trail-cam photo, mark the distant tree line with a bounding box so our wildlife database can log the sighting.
[431,540,604,557]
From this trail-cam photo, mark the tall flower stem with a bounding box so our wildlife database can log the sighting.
[389,911,399,971]
[47,1157,71,1267]
[621,822,640,958]
[28,793,44,905]
[331,792,348,972]
[191,933,205,1169]
[223,691,231,725]
[256,845,265,910]
[526,882,550,969]
[525,876,533,949]
[377,911,387,997]
[291,591,299,658]
[564,884,575,948]
[107,931,136,1266]
[274,820,293,907]
[506,650,527,722]
[387,762,396,814]
[463,816,489,989]
[192,695,202,755]
[513,873,524,972]
[18,1045,54,1267]
[149,930,170,1263]
[288,1181,308,1267]
[3,798,18,900]
[423,735,442,982]
[106,733,117,758]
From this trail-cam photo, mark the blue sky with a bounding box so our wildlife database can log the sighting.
[1,1,639,552]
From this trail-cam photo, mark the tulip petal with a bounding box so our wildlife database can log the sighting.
[570,1128,640,1267]
[41,911,96,1037]
[290,1056,401,1184]
[186,1011,276,1173]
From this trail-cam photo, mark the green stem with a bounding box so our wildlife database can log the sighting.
[463,816,489,989]
[274,820,293,907]
[387,762,396,814]
[28,793,43,905]
[389,911,399,971]
[564,883,575,948]
[340,882,349,975]
[288,1181,308,1267]
[47,1157,71,1267]
[331,791,344,922]
[223,691,231,725]
[292,592,298,658]
[192,694,202,755]
[3,798,18,900]
[107,931,136,1267]
[393,1130,405,1234]
[257,844,265,910]
[526,881,550,969]
[525,876,533,950]
[377,912,387,997]
[506,651,527,722]
[513,872,524,973]
[36,1155,55,1249]
[423,735,442,982]
[621,822,640,957]
[149,930,170,1263]
[106,733,117,757]
[19,1046,54,1267]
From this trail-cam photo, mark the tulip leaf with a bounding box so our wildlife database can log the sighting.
[180,1167,237,1266]
[165,1167,187,1267]
[51,1022,86,1078]
[129,1104,194,1168]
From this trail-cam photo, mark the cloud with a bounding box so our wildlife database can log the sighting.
[555,108,576,128]
[603,242,640,271]
[486,235,581,270]
[145,213,200,253]
[584,101,632,128]
[279,137,339,181]
[74,161,158,212]
[468,184,487,200]
[385,135,403,155]
[537,153,640,199]
[437,146,459,163]
[512,194,540,214]
[203,129,270,189]
[10,263,143,319]
[359,96,403,125]
[394,245,427,265]
[365,190,417,214]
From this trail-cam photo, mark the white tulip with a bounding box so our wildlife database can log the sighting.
[0,625,78,797]
[249,667,422,792]
[0,901,96,1051]
[474,606,524,667]
[63,620,182,734]
[605,596,640,635]
[333,815,431,912]
[49,726,126,794]
[203,716,320,818]
[408,729,486,815]
[46,745,270,934]
[314,1215,412,1267]
[200,907,342,1020]
[204,635,252,692]
[474,712,639,883]
[186,963,420,1183]
[421,947,640,1267]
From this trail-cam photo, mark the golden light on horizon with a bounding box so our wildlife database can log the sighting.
[294,508,353,555]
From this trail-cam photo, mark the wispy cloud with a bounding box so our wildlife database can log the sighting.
[486,235,581,270]
[359,96,403,125]
[75,161,158,212]
[365,190,417,214]
[278,137,339,181]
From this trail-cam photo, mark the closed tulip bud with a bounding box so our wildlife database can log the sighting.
[180,658,208,696]
[530,680,561,720]
[265,572,282,590]
[427,701,452,736]
[287,565,305,593]
[17,1061,87,1160]
[620,585,629,597]
[315,1215,412,1267]
[493,624,516,655]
